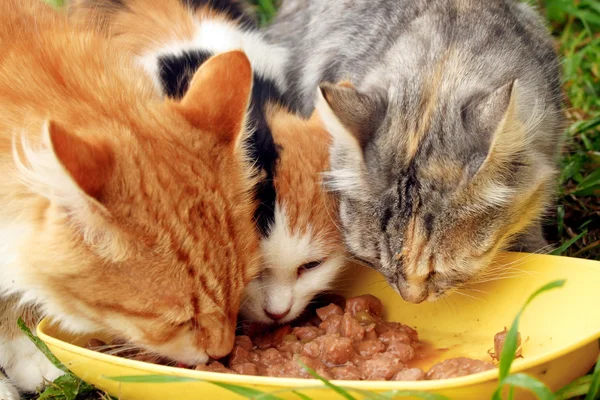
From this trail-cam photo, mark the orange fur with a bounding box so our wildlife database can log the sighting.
[267,106,342,246]
[70,0,346,325]
[70,0,233,56]
[0,0,260,369]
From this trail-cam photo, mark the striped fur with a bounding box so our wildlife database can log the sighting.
[71,0,346,325]
[271,0,564,303]
[0,0,260,394]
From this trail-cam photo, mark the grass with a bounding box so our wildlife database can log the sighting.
[534,0,600,259]
[27,0,600,398]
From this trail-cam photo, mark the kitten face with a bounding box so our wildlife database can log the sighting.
[240,110,345,324]
[317,81,556,303]
[12,52,260,364]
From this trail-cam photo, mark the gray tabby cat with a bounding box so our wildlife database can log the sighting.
[267,0,564,303]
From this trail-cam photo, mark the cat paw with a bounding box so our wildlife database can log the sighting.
[4,337,64,392]
[0,377,19,400]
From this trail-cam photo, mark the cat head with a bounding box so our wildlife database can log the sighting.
[316,79,557,304]
[14,51,260,364]
[240,108,345,324]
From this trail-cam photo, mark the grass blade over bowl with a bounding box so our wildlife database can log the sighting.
[18,317,68,373]
[554,375,593,399]
[501,374,554,400]
[584,355,600,400]
[104,375,199,383]
[209,381,284,400]
[298,360,357,400]
[378,390,452,400]
[492,279,566,400]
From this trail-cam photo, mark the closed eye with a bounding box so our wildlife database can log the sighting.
[297,260,324,276]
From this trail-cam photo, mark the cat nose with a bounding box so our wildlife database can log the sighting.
[264,308,291,321]
[398,283,428,304]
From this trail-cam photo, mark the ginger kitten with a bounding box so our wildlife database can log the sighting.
[71,0,346,325]
[0,0,260,395]
[270,0,564,303]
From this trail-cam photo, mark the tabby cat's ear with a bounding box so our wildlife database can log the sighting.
[47,121,114,201]
[316,82,386,151]
[169,50,253,147]
[464,79,525,177]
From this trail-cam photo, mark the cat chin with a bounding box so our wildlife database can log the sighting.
[245,205,346,324]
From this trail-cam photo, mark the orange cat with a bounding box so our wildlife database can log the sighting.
[71,0,346,326]
[0,0,260,396]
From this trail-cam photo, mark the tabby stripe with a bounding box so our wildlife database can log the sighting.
[157,49,285,238]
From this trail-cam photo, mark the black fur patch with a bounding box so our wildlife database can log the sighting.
[158,50,287,237]
[246,74,291,236]
[182,0,256,27]
[158,50,212,99]
[397,163,420,221]
[423,213,434,239]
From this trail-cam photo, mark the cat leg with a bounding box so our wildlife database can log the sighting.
[510,221,551,253]
[1,335,64,393]
[0,298,63,393]
[0,374,19,400]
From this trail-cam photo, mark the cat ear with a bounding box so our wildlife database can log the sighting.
[316,82,386,151]
[463,79,524,177]
[15,121,131,260]
[14,120,114,207]
[48,121,114,200]
[169,50,252,147]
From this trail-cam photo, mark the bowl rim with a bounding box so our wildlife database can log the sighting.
[37,315,600,391]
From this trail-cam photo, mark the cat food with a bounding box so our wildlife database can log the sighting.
[85,294,505,381]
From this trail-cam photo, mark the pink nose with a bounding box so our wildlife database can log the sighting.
[265,308,290,321]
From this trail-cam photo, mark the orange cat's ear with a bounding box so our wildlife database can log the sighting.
[316,82,387,151]
[14,120,114,209]
[170,50,253,146]
[47,121,114,200]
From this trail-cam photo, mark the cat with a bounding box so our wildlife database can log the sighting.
[267,0,565,303]
[70,0,346,325]
[0,0,261,396]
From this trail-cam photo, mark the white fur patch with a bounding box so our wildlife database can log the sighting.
[0,222,31,298]
[240,204,345,324]
[12,123,87,212]
[480,181,516,208]
[0,336,63,392]
[0,376,19,400]
[315,88,367,194]
[138,19,289,94]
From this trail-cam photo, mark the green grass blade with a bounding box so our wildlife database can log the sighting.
[298,361,356,400]
[555,375,592,400]
[492,280,566,400]
[43,0,64,8]
[209,381,284,400]
[344,388,390,400]
[105,375,285,399]
[17,317,69,373]
[291,391,313,400]
[498,280,566,380]
[501,374,554,400]
[104,375,199,383]
[378,390,452,399]
[584,355,600,400]
[550,231,587,255]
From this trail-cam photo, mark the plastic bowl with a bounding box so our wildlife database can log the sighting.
[37,252,600,399]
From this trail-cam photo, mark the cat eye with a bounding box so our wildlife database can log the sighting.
[297,260,324,276]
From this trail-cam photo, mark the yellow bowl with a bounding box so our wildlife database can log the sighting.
[38,252,600,400]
